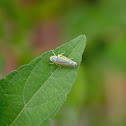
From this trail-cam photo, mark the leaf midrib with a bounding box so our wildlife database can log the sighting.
[10,38,82,126]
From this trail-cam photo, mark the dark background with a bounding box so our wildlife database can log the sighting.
[0,0,126,126]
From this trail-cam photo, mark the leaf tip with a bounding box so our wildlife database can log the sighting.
[80,34,87,41]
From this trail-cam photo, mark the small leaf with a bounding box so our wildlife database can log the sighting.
[0,35,87,126]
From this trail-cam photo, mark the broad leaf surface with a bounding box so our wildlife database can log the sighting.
[0,35,87,126]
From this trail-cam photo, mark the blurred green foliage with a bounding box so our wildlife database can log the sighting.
[0,53,5,78]
[0,0,126,126]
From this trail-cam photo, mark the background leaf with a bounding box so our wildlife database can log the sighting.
[0,53,5,78]
[0,35,87,126]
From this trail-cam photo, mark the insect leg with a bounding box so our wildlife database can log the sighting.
[61,51,65,55]
[49,63,54,64]
[52,50,56,56]
[58,51,65,57]
[59,65,61,68]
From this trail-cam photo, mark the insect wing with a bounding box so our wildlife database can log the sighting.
[50,53,77,67]
[57,56,76,66]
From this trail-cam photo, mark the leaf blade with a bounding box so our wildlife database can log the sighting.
[0,35,87,126]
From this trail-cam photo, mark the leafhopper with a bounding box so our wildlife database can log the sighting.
[49,51,77,67]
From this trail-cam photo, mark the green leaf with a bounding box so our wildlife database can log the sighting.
[0,35,87,126]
